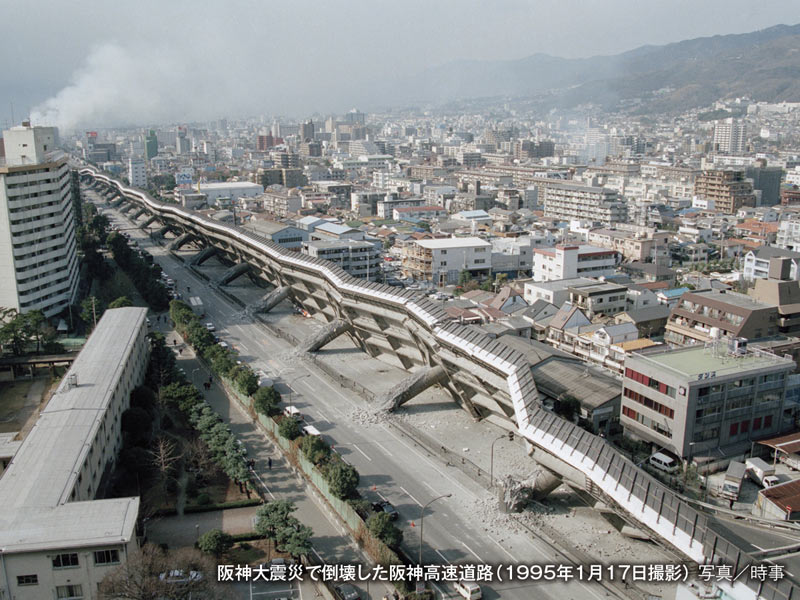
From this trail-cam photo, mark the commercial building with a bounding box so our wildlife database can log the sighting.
[402,237,492,285]
[0,307,148,600]
[144,130,158,161]
[302,239,381,280]
[568,281,629,317]
[664,289,778,346]
[197,182,264,203]
[694,170,756,214]
[622,344,795,460]
[392,205,448,222]
[543,182,627,226]
[249,220,307,250]
[532,245,618,282]
[0,124,79,317]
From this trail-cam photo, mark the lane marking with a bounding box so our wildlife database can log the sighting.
[400,486,422,507]
[316,411,329,423]
[374,441,390,455]
[435,549,451,564]
[423,481,439,494]
[377,492,387,502]
[238,342,249,351]
[489,534,515,561]
[461,541,482,562]
[352,444,372,461]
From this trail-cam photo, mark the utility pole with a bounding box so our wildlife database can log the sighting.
[91,297,97,328]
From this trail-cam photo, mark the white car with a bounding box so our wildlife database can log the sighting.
[205,323,215,332]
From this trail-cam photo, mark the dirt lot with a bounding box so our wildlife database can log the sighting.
[0,377,51,435]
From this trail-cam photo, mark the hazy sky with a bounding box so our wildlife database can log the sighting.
[2,0,799,130]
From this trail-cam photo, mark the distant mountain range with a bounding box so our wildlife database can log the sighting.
[397,24,800,113]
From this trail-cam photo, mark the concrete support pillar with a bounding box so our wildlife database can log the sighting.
[133,208,146,220]
[120,203,134,214]
[298,319,353,353]
[252,286,290,313]
[157,225,172,237]
[141,215,158,228]
[110,197,126,208]
[379,365,448,412]
[217,262,251,285]
[529,466,563,501]
[168,232,194,251]
[189,247,217,266]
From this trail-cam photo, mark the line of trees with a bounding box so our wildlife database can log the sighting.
[0,308,62,356]
[169,300,259,396]
[254,500,313,559]
[108,232,170,311]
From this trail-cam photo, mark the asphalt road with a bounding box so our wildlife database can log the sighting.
[95,191,626,600]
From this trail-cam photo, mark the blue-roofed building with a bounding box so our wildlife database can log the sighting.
[452,209,492,226]
[656,287,689,308]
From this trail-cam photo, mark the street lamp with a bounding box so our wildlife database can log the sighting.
[191,368,201,387]
[286,372,311,403]
[418,493,452,566]
[490,435,505,488]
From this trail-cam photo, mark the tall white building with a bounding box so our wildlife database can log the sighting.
[0,123,79,317]
[543,182,627,226]
[533,245,619,282]
[127,157,147,188]
[713,118,747,154]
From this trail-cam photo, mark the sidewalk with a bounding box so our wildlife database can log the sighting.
[164,326,395,600]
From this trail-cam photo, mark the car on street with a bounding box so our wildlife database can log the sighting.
[371,500,399,521]
[205,322,216,332]
[334,583,361,600]
[454,580,482,599]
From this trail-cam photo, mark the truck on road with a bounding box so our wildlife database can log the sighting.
[746,457,779,488]
[721,461,747,501]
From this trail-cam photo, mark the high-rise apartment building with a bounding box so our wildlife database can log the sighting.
[128,158,147,188]
[300,120,315,142]
[0,123,79,317]
[694,170,756,214]
[713,118,747,154]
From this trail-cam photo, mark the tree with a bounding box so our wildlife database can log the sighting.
[278,417,301,441]
[235,368,259,396]
[254,500,296,540]
[277,522,313,558]
[0,309,25,355]
[253,386,280,416]
[367,512,403,548]
[81,296,106,329]
[494,272,508,289]
[197,529,233,558]
[325,460,359,499]
[300,434,331,465]
[108,296,133,309]
[149,437,181,494]
[458,270,472,286]
[554,395,581,422]
[122,407,153,447]
[98,543,224,600]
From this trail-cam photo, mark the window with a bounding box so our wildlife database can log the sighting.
[729,423,739,437]
[765,415,773,428]
[94,549,120,565]
[17,575,38,586]
[56,584,83,599]
[753,416,762,430]
[52,553,79,569]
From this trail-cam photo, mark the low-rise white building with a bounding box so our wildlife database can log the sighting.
[197,182,264,203]
[533,245,619,282]
[0,307,148,600]
[402,236,492,285]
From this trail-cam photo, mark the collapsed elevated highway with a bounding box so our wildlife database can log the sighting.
[81,165,800,599]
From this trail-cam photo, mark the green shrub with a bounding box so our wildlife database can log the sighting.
[279,417,301,441]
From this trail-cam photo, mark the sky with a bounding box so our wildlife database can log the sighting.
[2,0,799,130]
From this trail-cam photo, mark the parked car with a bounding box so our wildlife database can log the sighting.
[205,322,216,332]
[371,500,399,521]
[334,583,361,600]
[454,580,482,599]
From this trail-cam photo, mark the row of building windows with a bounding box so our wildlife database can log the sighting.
[623,388,675,419]
[624,368,677,398]
[622,405,673,438]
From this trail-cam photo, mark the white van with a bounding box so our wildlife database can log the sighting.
[283,405,301,420]
[649,452,679,474]
[454,580,482,600]
[302,425,321,437]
